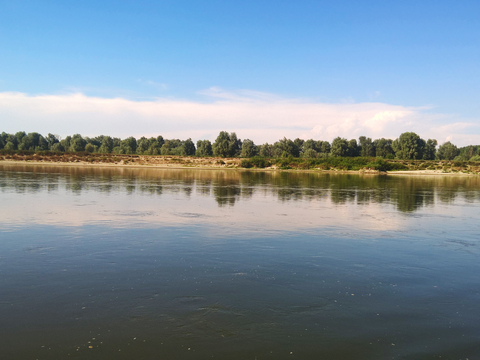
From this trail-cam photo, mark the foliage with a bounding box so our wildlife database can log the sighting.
[273,137,300,158]
[240,139,258,158]
[436,141,459,160]
[213,131,242,157]
[458,145,480,160]
[392,132,425,160]
[423,139,437,160]
[240,159,253,168]
[330,137,348,157]
[359,136,375,157]
[196,140,213,156]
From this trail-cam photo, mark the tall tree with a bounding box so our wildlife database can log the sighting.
[46,133,60,149]
[196,140,213,156]
[228,132,242,157]
[136,137,151,155]
[373,138,394,158]
[273,137,300,157]
[120,137,137,154]
[240,139,257,158]
[213,131,241,157]
[98,136,114,153]
[423,139,437,160]
[436,141,459,160]
[182,138,196,156]
[330,137,348,157]
[347,139,359,157]
[69,134,87,152]
[258,143,274,157]
[359,136,375,157]
[392,132,425,160]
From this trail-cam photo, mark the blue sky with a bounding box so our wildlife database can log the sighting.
[1,0,479,145]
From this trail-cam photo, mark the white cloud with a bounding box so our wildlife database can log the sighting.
[0,88,479,146]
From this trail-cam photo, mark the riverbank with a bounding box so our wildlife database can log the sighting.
[1,152,479,175]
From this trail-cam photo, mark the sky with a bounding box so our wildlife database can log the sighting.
[0,0,479,145]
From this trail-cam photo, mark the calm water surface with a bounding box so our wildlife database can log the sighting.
[1,164,480,359]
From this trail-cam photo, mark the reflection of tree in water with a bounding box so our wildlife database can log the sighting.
[139,184,163,196]
[437,189,458,204]
[393,188,433,212]
[213,185,242,206]
[65,176,85,194]
[195,179,212,196]
[2,164,480,212]
[463,191,480,203]
[182,178,194,197]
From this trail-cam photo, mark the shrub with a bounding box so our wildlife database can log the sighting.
[240,159,253,168]
[250,156,270,168]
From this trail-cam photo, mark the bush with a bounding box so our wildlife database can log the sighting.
[365,159,408,171]
[240,159,253,168]
[250,156,270,168]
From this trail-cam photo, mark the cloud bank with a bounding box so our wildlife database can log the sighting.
[1,88,479,146]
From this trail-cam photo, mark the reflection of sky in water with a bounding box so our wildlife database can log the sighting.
[2,164,480,359]
[1,164,480,241]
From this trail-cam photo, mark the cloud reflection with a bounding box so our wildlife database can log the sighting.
[1,164,479,235]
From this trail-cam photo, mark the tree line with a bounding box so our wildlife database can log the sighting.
[1,130,479,161]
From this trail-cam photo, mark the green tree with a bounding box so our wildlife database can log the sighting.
[373,138,394,158]
[359,136,375,157]
[303,139,317,152]
[303,148,318,158]
[293,138,304,155]
[240,139,257,157]
[423,139,437,160]
[436,141,459,160]
[120,136,137,154]
[392,132,425,160]
[196,140,213,156]
[136,137,151,155]
[213,131,241,157]
[273,137,300,157]
[213,131,230,157]
[85,143,96,153]
[160,140,173,155]
[317,141,331,155]
[182,138,196,156]
[15,131,26,146]
[46,133,60,149]
[69,134,87,152]
[258,143,274,157]
[98,136,114,153]
[347,139,359,157]
[18,133,34,150]
[458,145,480,160]
[228,132,242,157]
[60,136,72,152]
[330,137,348,157]
[142,136,164,155]
[51,143,65,152]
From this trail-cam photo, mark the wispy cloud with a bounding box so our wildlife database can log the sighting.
[137,79,168,91]
[0,88,479,146]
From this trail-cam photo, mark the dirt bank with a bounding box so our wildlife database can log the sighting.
[0,152,478,175]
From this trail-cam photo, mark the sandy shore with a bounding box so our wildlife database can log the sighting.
[0,159,477,176]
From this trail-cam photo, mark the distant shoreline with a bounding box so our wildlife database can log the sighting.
[0,157,477,176]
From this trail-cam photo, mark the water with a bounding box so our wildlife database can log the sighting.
[1,163,479,359]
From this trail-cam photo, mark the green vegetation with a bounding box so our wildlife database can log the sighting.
[1,130,480,172]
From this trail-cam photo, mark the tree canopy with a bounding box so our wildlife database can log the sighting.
[2,129,479,162]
